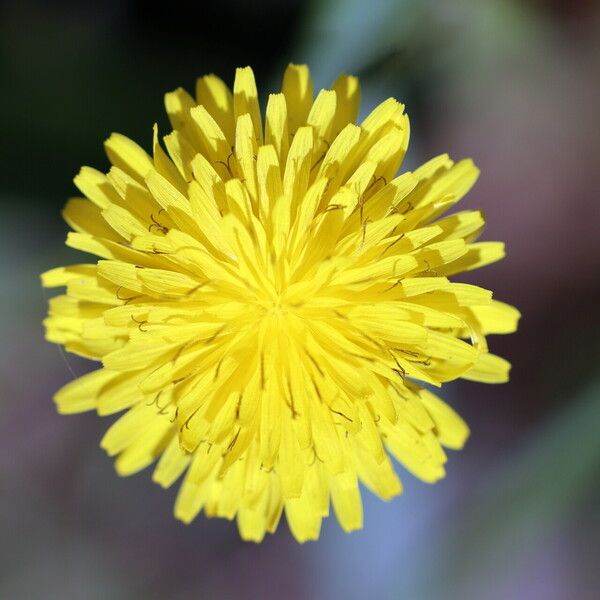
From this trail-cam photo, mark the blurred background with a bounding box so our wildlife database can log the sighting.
[1,0,599,598]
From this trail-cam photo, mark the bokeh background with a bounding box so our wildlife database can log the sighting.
[2,0,599,598]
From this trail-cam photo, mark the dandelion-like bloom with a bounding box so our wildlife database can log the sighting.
[42,64,519,542]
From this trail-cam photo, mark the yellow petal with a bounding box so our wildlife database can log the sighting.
[307,89,337,153]
[439,241,506,276]
[331,73,361,135]
[102,204,147,241]
[104,133,153,182]
[331,473,363,532]
[233,66,263,145]
[281,63,313,134]
[419,389,469,450]
[190,104,231,165]
[265,93,289,167]
[103,339,179,371]
[115,415,172,476]
[283,125,314,215]
[153,435,191,488]
[54,368,117,414]
[163,130,196,181]
[152,123,187,193]
[196,73,235,144]
[97,260,144,293]
[73,167,120,209]
[468,300,521,334]
[463,352,511,383]
[41,265,96,288]
[100,401,163,456]
[234,113,259,203]
[164,87,197,139]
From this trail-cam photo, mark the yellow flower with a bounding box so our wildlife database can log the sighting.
[42,64,519,542]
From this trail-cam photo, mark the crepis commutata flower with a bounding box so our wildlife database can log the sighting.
[42,64,520,543]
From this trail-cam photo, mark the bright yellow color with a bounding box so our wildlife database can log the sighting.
[42,64,519,542]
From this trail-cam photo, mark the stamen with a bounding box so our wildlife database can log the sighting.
[330,408,353,423]
[149,209,169,234]
[310,374,322,402]
[379,234,405,258]
[235,393,243,421]
[116,286,141,305]
[286,379,299,419]
[422,259,439,276]
[359,218,372,251]
[305,350,324,377]
[131,315,149,332]
[214,150,235,178]
[223,427,241,456]
[205,323,228,345]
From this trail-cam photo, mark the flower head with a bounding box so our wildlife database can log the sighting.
[42,64,519,542]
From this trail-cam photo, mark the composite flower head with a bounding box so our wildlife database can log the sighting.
[42,64,519,542]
